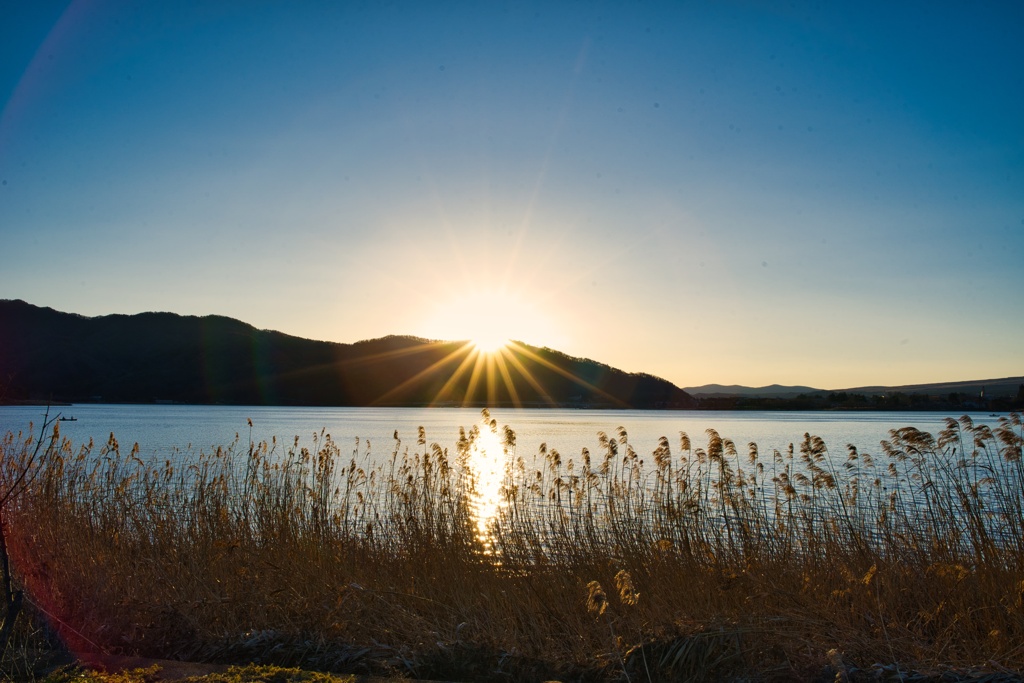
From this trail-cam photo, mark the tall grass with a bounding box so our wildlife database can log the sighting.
[1,412,1022,681]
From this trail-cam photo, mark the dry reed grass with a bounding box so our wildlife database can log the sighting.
[1,411,1022,682]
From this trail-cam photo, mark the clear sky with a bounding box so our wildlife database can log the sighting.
[2,1,1022,390]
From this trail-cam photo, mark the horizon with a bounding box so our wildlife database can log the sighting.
[2,3,1022,389]
[7,296,1020,395]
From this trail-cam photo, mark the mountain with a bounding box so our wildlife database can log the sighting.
[684,383,822,398]
[835,378,1023,399]
[686,378,1023,411]
[0,300,696,409]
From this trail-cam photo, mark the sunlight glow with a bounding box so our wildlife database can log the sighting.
[467,419,509,550]
[472,336,509,354]
[364,336,620,410]
[418,287,564,352]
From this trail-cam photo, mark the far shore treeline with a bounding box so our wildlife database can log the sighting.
[1,299,1021,411]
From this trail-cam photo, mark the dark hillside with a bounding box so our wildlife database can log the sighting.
[0,300,695,409]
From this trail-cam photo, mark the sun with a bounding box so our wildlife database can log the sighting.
[472,335,509,354]
[464,304,513,352]
[418,287,562,352]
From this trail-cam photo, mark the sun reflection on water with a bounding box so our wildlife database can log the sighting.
[467,419,510,551]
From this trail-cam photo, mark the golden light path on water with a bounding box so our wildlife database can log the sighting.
[466,419,510,551]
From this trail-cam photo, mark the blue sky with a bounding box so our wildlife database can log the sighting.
[2,1,1022,388]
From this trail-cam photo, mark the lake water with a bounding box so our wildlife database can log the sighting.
[3,405,1018,551]
[0,404,1005,464]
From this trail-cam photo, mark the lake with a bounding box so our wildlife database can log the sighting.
[0,404,1005,465]
[3,404,1019,555]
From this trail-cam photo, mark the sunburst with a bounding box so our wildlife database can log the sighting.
[472,335,509,354]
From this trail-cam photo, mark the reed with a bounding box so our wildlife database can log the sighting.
[1,412,1022,681]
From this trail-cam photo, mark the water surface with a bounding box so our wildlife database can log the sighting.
[0,404,1003,464]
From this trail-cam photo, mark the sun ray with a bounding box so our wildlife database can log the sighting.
[430,345,486,406]
[463,350,489,407]
[335,327,625,409]
[369,342,474,406]
[505,341,629,408]
[486,353,498,407]
[498,345,557,407]
[491,350,522,409]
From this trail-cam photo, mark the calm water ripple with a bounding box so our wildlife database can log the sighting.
[0,404,1003,463]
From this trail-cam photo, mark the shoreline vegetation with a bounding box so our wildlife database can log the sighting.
[2,385,1024,411]
[0,411,1022,681]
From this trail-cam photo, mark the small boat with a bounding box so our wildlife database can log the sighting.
[59,416,78,422]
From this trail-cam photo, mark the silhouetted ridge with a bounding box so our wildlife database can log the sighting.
[0,300,695,409]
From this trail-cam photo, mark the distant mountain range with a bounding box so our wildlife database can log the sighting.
[835,378,1022,399]
[684,384,821,398]
[686,379,1023,400]
[0,300,695,409]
